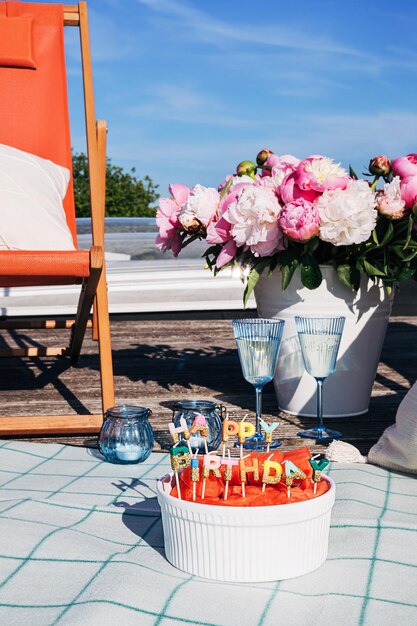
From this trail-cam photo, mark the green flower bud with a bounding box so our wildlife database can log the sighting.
[236,160,257,179]
[256,148,273,166]
[369,155,391,177]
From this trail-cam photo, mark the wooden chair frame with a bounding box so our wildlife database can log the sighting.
[0,2,115,435]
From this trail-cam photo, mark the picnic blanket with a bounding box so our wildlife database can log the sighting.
[0,441,416,626]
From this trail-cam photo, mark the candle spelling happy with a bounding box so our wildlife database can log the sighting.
[190,414,209,454]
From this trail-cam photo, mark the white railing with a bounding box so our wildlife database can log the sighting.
[0,218,255,315]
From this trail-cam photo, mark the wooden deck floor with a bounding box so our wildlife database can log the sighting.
[0,308,416,456]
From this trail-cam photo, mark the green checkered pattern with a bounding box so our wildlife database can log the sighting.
[0,442,416,625]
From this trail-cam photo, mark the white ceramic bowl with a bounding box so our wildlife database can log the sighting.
[157,473,336,582]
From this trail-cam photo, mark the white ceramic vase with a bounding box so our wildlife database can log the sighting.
[254,265,393,417]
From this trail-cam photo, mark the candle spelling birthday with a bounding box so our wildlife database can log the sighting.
[202,451,221,500]
[170,443,191,500]
[262,455,283,493]
[190,451,200,501]
[309,457,330,495]
[223,450,238,501]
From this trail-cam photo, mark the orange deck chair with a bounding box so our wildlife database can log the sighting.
[0,1,115,434]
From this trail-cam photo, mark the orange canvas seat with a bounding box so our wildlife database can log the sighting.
[0,249,91,286]
[0,1,115,435]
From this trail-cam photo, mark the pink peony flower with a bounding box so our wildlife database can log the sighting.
[224,185,286,257]
[169,183,190,207]
[278,199,320,242]
[206,181,253,244]
[376,177,407,220]
[216,239,238,268]
[178,184,220,232]
[399,175,417,209]
[279,171,319,204]
[155,183,190,256]
[392,154,417,179]
[295,156,349,193]
[262,153,300,181]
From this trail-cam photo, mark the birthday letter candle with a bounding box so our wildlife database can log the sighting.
[191,456,200,482]
[170,445,191,472]
[222,419,239,443]
[309,457,329,494]
[259,418,279,444]
[238,421,256,445]
[169,417,190,444]
[202,451,221,479]
[221,454,239,481]
[190,414,209,437]
[239,456,259,482]
[262,459,283,485]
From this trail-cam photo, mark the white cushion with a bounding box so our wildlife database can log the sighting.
[0,144,75,251]
[368,380,417,474]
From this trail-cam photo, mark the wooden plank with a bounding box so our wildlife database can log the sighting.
[0,347,68,357]
[0,320,92,330]
[0,314,415,452]
[64,5,79,26]
[69,247,102,363]
[0,414,103,435]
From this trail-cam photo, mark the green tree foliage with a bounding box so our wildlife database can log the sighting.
[72,152,159,218]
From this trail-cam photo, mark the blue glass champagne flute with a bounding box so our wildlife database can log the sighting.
[295,315,345,441]
[232,318,285,449]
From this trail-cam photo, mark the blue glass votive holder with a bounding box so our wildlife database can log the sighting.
[172,400,222,453]
[99,405,154,464]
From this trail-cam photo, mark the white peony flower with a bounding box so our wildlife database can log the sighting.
[317,179,377,246]
[225,185,285,256]
[376,176,407,220]
[178,184,220,230]
[305,157,348,185]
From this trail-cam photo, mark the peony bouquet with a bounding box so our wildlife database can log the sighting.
[156,150,417,303]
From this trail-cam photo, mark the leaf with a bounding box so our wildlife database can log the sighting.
[243,267,261,307]
[243,259,271,307]
[396,265,416,281]
[203,244,221,257]
[363,260,387,277]
[379,221,394,248]
[403,214,414,250]
[181,234,202,248]
[300,256,322,289]
[337,264,360,290]
[391,245,417,262]
[267,256,278,275]
[280,259,298,290]
[349,165,358,180]
[219,177,233,200]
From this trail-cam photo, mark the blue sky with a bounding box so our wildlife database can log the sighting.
[60,0,417,197]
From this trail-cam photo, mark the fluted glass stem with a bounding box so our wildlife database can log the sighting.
[255,386,262,433]
[316,378,324,432]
